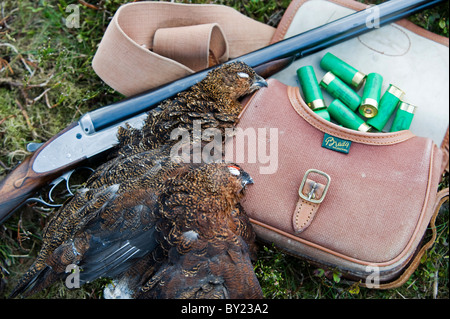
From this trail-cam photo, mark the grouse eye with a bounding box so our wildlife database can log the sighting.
[237,72,249,79]
[227,165,241,176]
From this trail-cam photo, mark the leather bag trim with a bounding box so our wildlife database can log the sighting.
[287,85,416,145]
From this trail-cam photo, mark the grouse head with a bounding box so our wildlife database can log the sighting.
[192,163,253,208]
[198,61,268,115]
[225,164,254,192]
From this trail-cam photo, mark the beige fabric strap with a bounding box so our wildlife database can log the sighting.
[92,2,275,97]
[153,23,229,72]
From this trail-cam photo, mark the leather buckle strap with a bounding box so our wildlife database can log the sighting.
[293,169,331,233]
[298,169,330,204]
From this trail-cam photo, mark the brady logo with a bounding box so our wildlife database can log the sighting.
[322,133,351,154]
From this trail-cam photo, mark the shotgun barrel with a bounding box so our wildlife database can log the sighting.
[80,0,445,134]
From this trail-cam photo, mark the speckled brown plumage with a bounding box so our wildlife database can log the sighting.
[133,163,261,299]
[11,159,260,299]
[10,62,266,298]
[115,61,267,156]
[9,146,178,297]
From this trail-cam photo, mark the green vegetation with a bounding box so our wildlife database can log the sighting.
[1,0,448,299]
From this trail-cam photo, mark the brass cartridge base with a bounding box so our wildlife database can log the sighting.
[308,99,326,110]
[357,123,372,132]
[359,98,379,118]
[351,71,366,91]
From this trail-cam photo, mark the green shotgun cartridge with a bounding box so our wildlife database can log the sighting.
[297,66,327,110]
[367,84,405,131]
[320,72,361,112]
[390,101,417,132]
[314,108,331,121]
[320,52,366,90]
[359,73,383,118]
[328,99,371,132]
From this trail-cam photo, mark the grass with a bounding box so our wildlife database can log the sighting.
[0,0,448,299]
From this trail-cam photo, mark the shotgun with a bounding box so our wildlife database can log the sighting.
[0,0,444,224]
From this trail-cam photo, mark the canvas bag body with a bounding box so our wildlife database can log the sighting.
[225,0,449,287]
[225,78,447,286]
[233,0,449,287]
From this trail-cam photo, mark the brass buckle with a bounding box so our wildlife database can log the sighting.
[298,169,331,204]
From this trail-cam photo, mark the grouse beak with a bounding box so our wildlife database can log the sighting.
[250,74,268,91]
[240,171,254,188]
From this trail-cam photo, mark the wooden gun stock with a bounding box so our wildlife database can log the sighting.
[0,156,52,223]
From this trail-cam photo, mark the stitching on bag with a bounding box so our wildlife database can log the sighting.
[295,199,314,231]
[357,25,411,57]
[287,86,413,145]
[330,0,367,11]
